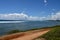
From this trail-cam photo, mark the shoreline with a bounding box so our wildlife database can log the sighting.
[0,25,60,40]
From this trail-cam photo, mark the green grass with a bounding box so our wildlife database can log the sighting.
[35,25,60,40]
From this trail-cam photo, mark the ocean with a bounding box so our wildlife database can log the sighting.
[0,20,60,36]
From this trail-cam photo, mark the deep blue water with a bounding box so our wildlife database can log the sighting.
[0,20,60,36]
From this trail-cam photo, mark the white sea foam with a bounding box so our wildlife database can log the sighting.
[0,21,25,23]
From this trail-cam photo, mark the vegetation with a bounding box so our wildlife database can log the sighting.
[6,27,51,35]
[35,25,60,40]
[7,25,60,40]
[7,30,22,34]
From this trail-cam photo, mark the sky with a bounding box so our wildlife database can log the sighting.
[0,0,60,20]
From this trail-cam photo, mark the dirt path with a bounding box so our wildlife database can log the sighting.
[12,29,50,40]
[0,28,51,40]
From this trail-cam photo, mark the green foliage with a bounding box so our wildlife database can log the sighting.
[39,25,60,40]
[7,30,21,34]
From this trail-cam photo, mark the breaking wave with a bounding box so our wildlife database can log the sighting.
[0,21,25,23]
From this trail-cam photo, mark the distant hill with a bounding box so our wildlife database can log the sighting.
[56,20,60,21]
[0,20,60,21]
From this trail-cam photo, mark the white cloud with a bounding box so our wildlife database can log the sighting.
[44,0,48,6]
[44,0,47,3]
[44,12,60,20]
[0,11,60,21]
[0,13,28,20]
[50,12,60,20]
[28,16,40,21]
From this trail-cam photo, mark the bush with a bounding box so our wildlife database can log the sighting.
[7,30,21,34]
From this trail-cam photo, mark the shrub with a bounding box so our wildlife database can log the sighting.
[7,30,21,34]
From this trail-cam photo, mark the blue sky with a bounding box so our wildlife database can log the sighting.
[0,0,60,20]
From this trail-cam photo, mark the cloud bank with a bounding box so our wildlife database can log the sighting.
[0,12,60,21]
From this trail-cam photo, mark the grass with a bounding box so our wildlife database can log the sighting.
[35,25,60,40]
